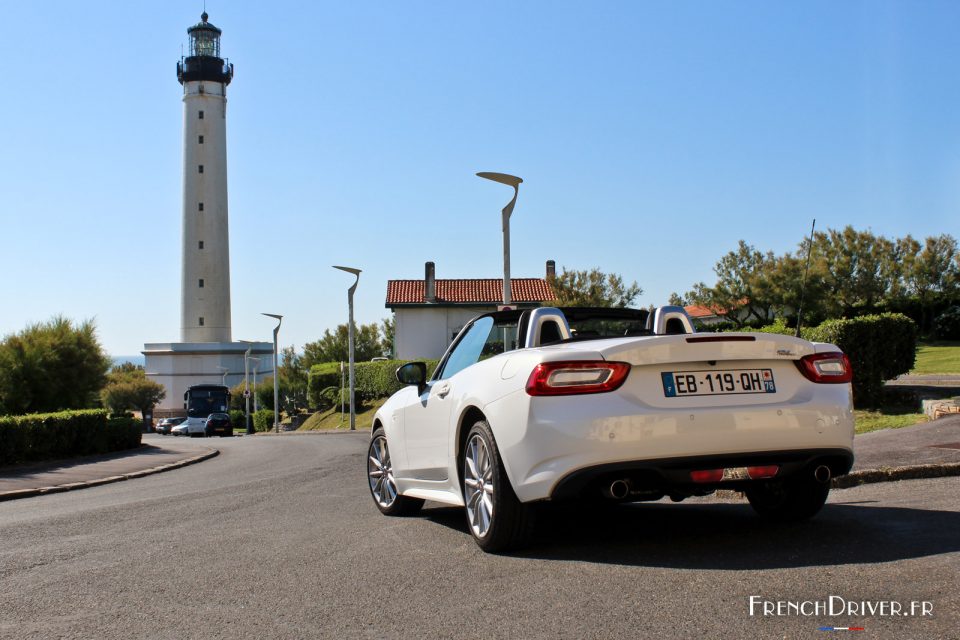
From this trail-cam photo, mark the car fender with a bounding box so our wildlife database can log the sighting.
[376,385,420,473]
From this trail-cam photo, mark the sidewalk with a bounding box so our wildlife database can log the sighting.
[2,418,960,502]
[0,436,218,501]
[887,373,960,387]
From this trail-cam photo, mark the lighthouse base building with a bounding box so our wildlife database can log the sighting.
[143,342,273,416]
[144,13,273,415]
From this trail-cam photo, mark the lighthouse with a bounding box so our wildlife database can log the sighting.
[144,13,272,416]
[177,12,234,343]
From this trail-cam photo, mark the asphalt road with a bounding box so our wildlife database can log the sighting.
[1,433,957,639]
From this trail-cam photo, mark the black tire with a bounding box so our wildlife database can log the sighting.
[367,428,424,516]
[461,420,536,553]
[745,474,830,522]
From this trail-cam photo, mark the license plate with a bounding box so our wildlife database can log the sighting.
[661,368,776,397]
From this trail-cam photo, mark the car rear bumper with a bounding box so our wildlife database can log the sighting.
[549,447,853,501]
[484,387,854,503]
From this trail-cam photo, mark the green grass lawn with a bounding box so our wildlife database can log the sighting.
[299,398,387,432]
[911,341,960,375]
[854,409,927,434]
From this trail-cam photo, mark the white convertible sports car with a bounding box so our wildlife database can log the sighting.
[367,306,854,552]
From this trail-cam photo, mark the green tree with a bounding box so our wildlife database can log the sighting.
[548,267,642,307]
[302,323,385,365]
[379,316,395,358]
[686,241,778,327]
[667,292,687,307]
[0,316,111,415]
[811,226,895,317]
[100,365,166,419]
[254,376,306,414]
[901,234,959,331]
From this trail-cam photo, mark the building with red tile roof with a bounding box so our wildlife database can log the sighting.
[386,261,556,359]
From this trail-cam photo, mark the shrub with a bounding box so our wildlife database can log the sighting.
[229,409,247,430]
[356,359,441,400]
[308,359,441,403]
[806,313,917,406]
[252,409,275,432]
[753,318,794,337]
[106,417,144,450]
[307,363,341,408]
[933,306,960,340]
[0,409,141,466]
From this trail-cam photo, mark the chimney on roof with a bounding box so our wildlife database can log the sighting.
[546,260,556,279]
[425,261,436,302]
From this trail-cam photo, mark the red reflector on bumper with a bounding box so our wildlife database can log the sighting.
[747,465,780,479]
[690,469,724,483]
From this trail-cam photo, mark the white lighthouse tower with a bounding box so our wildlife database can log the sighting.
[178,12,233,342]
[144,13,273,416]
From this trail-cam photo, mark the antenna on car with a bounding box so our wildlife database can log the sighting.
[795,218,816,338]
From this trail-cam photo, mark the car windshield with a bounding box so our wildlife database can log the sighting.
[560,308,652,342]
[187,390,229,417]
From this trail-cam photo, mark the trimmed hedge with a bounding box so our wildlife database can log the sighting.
[308,359,442,404]
[307,362,342,408]
[0,409,142,466]
[806,313,917,406]
[252,409,274,432]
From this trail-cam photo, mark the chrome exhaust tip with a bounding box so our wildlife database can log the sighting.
[814,465,831,483]
[608,479,630,500]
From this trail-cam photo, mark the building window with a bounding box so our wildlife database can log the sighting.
[199,241,204,249]
[199,110,204,119]
[199,317,204,326]
[198,202,204,211]
[198,165,204,173]
[198,135,204,144]
[199,279,204,288]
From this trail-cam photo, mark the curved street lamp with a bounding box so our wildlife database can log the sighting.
[239,340,255,434]
[262,313,283,434]
[477,172,523,306]
[333,265,361,431]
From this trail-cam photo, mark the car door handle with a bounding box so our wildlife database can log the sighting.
[436,383,450,398]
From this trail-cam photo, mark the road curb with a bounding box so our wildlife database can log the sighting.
[0,448,220,503]
[833,461,960,489]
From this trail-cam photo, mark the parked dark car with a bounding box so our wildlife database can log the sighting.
[205,413,233,437]
[155,417,186,435]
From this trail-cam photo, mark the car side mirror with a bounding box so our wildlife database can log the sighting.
[396,362,427,391]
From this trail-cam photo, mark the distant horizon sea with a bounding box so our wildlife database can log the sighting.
[112,355,146,368]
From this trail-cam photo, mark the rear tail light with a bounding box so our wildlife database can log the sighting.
[525,361,631,396]
[795,352,852,384]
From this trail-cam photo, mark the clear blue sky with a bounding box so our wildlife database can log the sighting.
[1,1,958,356]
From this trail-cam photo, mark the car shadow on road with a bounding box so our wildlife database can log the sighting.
[421,500,960,569]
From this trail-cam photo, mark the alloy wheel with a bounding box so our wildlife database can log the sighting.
[368,435,398,508]
[464,433,495,538]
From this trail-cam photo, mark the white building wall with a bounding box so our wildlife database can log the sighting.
[181,79,231,343]
[394,307,494,360]
[144,342,273,413]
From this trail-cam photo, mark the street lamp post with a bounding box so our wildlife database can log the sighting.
[333,266,361,431]
[217,366,229,386]
[240,341,254,434]
[250,357,260,413]
[262,313,283,434]
[477,172,523,306]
